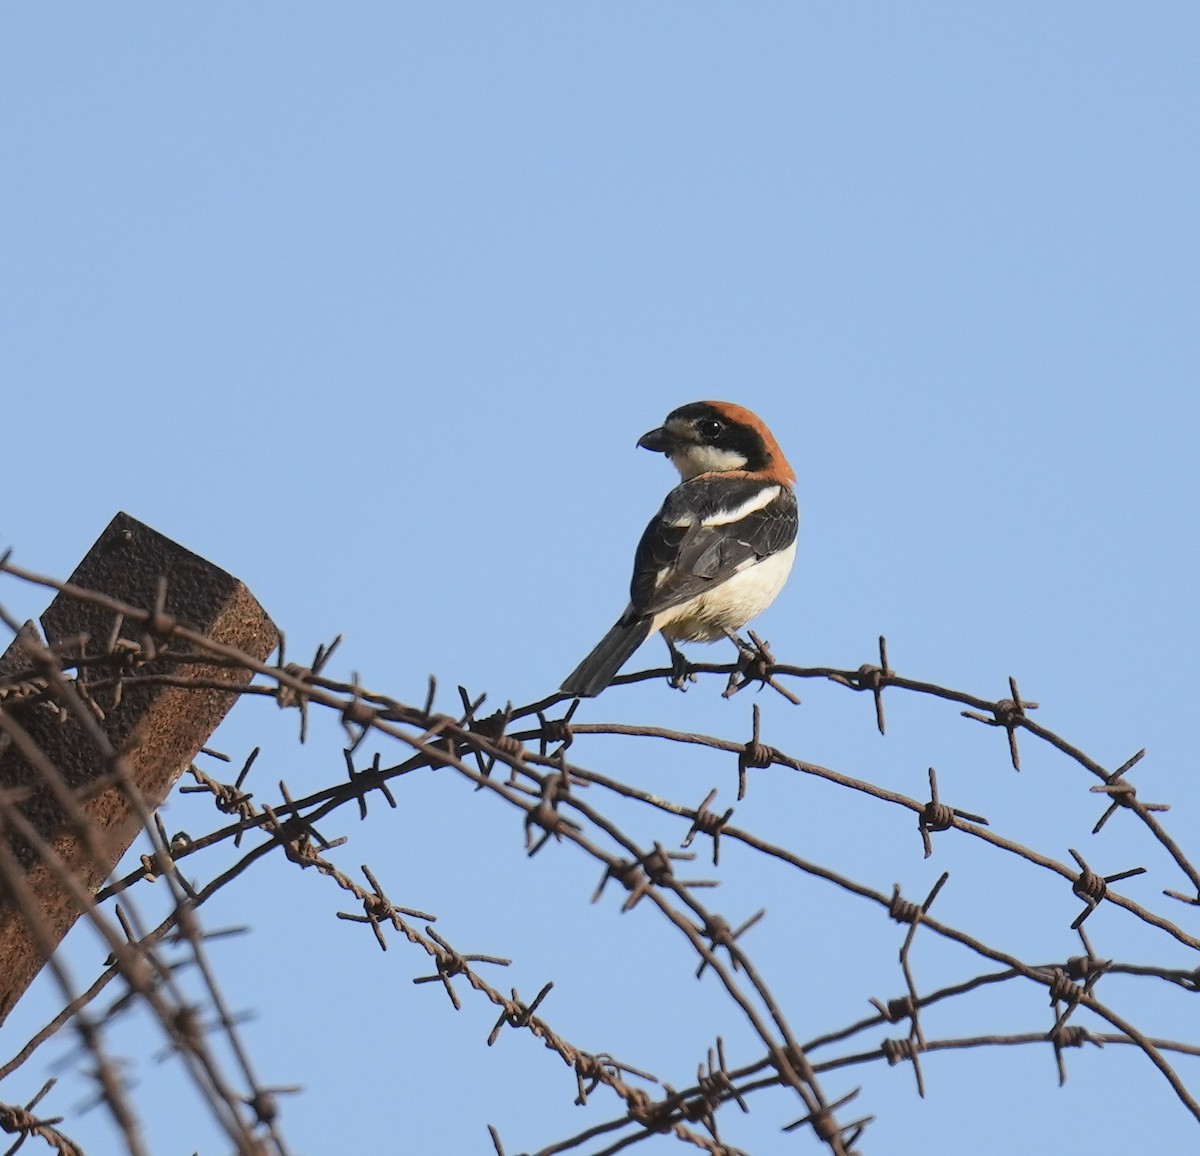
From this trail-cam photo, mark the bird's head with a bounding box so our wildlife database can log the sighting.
[637,401,795,484]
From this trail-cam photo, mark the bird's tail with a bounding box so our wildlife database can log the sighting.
[560,615,653,698]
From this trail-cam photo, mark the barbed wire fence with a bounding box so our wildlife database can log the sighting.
[0,537,1197,1155]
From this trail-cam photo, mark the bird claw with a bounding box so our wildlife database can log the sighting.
[722,667,748,698]
[720,630,756,697]
[668,650,697,691]
[722,631,801,704]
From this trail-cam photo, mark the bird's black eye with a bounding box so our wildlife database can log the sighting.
[698,418,724,440]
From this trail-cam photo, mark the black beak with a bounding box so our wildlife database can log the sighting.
[637,426,677,453]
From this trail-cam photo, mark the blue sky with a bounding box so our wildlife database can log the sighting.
[1,5,1198,1153]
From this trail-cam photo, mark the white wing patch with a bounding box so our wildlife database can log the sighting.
[666,484,781,528]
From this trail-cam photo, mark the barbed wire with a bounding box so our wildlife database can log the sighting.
[0,554,1196,1153]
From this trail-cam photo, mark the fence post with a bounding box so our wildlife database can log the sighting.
[0,512,277,1024]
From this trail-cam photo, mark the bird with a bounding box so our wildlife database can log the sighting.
[560,400,798,698]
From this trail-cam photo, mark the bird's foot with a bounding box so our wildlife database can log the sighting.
[666,641,696,691]
[722,630,801,703]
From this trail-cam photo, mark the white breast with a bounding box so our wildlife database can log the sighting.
[653,541,797,643]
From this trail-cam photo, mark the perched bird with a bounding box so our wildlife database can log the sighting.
[560,401,798,698]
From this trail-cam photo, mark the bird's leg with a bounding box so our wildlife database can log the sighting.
[663,636,695,691]
[721,628,758,695]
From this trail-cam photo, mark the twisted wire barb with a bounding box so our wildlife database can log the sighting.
[1,557,1197,1154]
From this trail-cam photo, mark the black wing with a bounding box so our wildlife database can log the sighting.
[628,477,798,619]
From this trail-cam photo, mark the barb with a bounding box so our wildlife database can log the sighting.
[2,556,1198,1154]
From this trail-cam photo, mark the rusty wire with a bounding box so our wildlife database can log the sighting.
[0,557,1198,1153]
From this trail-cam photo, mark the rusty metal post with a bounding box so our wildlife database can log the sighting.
[0,512,278,1024]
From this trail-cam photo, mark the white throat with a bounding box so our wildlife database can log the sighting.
[669,444,748,480]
